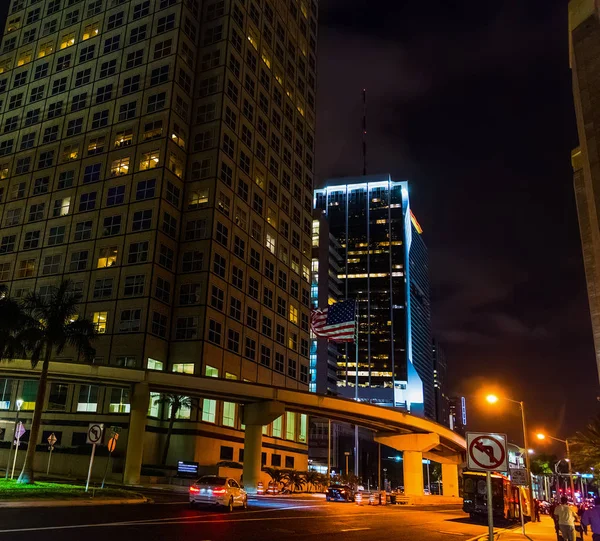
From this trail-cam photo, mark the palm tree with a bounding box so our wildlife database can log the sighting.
[282,469,305,493]
[0,285,29,361]
[3,281,97,484]
[571,415,600,471]
[304,470,320,493]
[263,466,285,490]
[154,394,195,465]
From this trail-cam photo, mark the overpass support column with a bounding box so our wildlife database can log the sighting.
[242,401,285,494]
[403,451,424,496]
[441,463,459,498]
[123,382,150,485]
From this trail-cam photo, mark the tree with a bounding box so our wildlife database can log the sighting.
[304,470,320,493]
[282,469,305,493]
[263,467,286,489]
[0,285,29,361]
[530,454,557,475]
[570,416,600,471]
[154,394,195,465]
[1,281,97,484]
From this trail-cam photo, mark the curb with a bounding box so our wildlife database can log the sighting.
[0,497,151,508]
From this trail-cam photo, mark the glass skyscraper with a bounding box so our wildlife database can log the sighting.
[314,174,434,417]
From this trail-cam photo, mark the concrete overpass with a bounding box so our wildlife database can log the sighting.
[0,360,466,496]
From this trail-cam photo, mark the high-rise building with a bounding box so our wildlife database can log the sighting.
[313,174,433,416]
[0,0,318,473]
[569,0,600,384]
[432,338,449,426]
[448,396,466,436]
[310,209,342,395]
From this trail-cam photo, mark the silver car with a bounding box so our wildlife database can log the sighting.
[189,475,248,512]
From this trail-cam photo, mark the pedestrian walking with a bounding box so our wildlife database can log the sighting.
[582,497,600,541]
[535,499,541,522]
[554,496,579,541]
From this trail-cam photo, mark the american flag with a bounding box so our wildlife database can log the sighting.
[311,300,357,342]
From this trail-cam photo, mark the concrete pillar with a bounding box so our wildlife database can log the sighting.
[241,401,285,494]
[403,451,424,496]
[123,382,150,485]
[243,424,263,495]
[442,463,459,498]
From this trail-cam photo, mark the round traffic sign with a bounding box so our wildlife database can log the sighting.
[87,423,103,444]
[469,435,507,470]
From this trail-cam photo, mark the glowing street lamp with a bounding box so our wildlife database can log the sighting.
[537,432,575,499]
[485,393,533,513]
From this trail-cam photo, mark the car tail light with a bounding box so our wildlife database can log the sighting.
[212,488,226,495]
[189,486,200,494]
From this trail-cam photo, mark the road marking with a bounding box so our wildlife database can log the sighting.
[340,527,371,532]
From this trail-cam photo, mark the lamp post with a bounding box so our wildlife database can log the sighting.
[5,398,23,480]
[486,394,533,515]
[537,433,575,501]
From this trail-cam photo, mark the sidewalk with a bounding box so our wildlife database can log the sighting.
[494,516,558,540]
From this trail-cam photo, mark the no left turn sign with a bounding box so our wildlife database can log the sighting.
[466,432,509,472]
[86,423,104,445]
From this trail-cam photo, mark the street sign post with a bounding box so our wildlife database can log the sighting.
[467,432,509,541]
[46,432,57,475]
[101,431,119,489]
[85,423,103,492]
[11,422,26,479]
[510,468,528,486]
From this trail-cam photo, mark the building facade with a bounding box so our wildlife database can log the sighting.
[313,175,433,416]
[448,395,466,436]
[0,0,318,475]
[569,0,600,385]
[432,338,449,427]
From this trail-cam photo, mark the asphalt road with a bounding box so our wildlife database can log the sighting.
[0,494,507,541]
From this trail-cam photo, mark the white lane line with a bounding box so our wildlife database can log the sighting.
[340,527,371,532]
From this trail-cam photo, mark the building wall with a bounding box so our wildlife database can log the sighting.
[314,176,431,413]
[570,1,600,384]
[0,0,319,469]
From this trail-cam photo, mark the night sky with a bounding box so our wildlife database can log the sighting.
[0,1,595,453]
[316,0,598,451]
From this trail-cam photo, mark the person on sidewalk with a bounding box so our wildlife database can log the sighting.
[535,499,541,522]
[582,497,600,540]
[554,496,579,541]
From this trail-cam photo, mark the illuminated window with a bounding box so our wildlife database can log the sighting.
[289,305,298,325]
[205,366,218,378]
[299,414,307,442]
[21,381,39,411]
[202,399,216,423]
[109,388,130,413]
[261,49,271,68]
[286,412,295,440]
[147,358,163,371]
[176,397,192,420]
[172,363,194,374]
[114,129,133,148]
[272,416,282,438]
[17,50,32,66]
[88,136,105,155]
[60,33,75,49]
[110,157,130,176]
[61,145,79,162]
[188,188,208,209]
[77,385,98,412]
[82,22,99,40]
[143,120,163,140]
[97,246,117,268]
[222,402,235,427]
[247,27,259,49]
[92,311,108,333]
[266,233,275,254]
[53,197,71,217]
[148,392,160,417]
[139,150,160,170]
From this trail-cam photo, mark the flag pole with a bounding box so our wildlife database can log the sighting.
[354,300,359,478]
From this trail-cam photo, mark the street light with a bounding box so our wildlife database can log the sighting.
[537,432,575,500]
[485,394,533,513]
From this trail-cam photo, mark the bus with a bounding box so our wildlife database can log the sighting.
[463,471,531,522]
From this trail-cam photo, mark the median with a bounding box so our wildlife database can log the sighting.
[0,479,148,507]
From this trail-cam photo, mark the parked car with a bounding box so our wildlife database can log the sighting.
[326,484,355,502]
[189,475,248,512]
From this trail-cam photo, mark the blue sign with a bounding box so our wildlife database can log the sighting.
[177,461,199,476]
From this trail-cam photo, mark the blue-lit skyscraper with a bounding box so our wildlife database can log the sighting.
[314,174,433,417]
